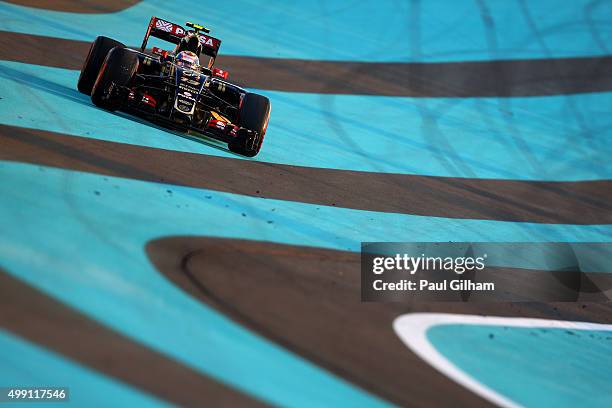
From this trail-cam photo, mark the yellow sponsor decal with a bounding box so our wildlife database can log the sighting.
[210,111,230,123]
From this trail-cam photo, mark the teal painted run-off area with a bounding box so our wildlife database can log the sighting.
[1,0,611,62]
[1,0,611,406]
[427,324,612,407]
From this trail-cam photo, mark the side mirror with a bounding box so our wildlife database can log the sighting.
[212,67,229,80]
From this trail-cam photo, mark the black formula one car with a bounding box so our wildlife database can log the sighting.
[77,17,271,157]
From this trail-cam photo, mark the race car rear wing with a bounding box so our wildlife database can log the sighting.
[140,16,221,58]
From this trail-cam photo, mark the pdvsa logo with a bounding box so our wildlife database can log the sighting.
[198,35,216,47]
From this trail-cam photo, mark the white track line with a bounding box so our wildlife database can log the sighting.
[393,313,612,408]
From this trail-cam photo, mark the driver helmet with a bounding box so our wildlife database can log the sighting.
[175,32,202,56]
[175,51,200,70]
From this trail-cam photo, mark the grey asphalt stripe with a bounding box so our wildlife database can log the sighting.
[2,124,611,224]
[0,269,268,407]
[2,31,612,96]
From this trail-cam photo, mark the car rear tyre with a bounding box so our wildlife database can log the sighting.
[91,47,138,111]
[228,93,271,157]
[78,36,124,95]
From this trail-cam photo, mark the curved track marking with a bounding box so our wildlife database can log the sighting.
[2,0,141,13]
[2,125,611,224]
[0,161,402,407]
[394,313,612,407]
[0,269,266,407]
[147,237,612,407]
[0,330,168,407]
[147,236,484,407]
[2,31,612,97]
[3,60,612,180]
[0,157,610,404]
[1,0,611,62]
[1,0,611,405]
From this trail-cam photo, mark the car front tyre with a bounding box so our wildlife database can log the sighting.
[91,47,138,111]
[78,36,124,95]
[229,93,271,157]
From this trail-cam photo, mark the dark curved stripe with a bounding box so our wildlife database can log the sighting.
[2,124,610,224]
[146,237,612,406]
[0,269,267,407]
[2,31,612,97]
[2,0,141,13]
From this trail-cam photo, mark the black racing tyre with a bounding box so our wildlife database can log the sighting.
[91,47,138,111]
[228,93,271,157]
[78,36,124,95]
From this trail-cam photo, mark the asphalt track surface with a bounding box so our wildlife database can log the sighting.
[1,1,612,407]
[4,31,612,97]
